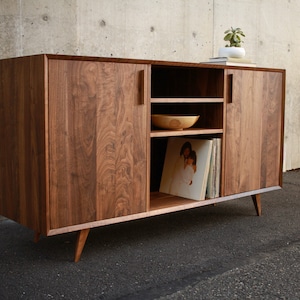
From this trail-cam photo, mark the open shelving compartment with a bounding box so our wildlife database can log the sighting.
[149,64,225,211]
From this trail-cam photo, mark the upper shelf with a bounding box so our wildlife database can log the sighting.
[151,97,224,103]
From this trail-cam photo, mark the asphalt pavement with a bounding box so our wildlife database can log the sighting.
[0,169,299,299]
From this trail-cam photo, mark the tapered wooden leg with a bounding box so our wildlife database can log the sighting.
[251,194,262,216]
[74,228,90,263]
[34,232,41,243]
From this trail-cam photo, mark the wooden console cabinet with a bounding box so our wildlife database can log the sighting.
[0,55,285,261]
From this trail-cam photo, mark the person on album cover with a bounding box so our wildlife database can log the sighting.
[169,142,197,196]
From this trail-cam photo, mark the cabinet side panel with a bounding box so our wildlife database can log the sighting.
[0,56,47,233]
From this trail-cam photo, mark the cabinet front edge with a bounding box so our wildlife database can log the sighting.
[46,186,281,236]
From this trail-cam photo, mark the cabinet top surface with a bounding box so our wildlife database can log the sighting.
[1,53,286,72]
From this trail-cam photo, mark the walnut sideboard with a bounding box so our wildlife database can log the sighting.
[0,54,285,262]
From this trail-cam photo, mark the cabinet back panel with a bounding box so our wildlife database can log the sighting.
[150,138,168,192]
[151,66,224,98]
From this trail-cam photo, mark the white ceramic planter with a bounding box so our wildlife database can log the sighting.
[218,47,246,58]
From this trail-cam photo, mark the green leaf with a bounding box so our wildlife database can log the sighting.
[224,33,232,41]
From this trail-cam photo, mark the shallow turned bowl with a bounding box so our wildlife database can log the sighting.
[151,114,200,130]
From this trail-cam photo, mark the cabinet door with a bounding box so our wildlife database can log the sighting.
[48,60,149,229]
[223,69,284,196]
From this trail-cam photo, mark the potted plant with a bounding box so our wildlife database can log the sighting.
[218,27,246,58]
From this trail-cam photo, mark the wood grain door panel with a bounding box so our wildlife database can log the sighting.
[48,60,149,229]
[223,69,283,196]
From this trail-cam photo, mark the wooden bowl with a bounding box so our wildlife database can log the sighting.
[151,114,200,130]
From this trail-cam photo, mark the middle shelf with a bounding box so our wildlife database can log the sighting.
[151,128,223,137]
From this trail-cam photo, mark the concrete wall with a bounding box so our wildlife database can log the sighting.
[1,0,299,171]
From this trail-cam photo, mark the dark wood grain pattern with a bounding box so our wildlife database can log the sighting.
[48,60,149,229]
[223,69,284,196]
[0,56,47,234]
